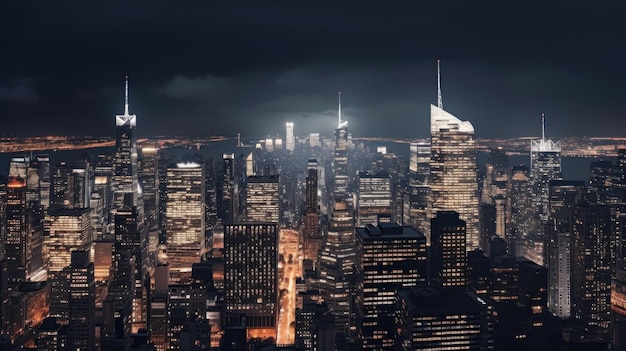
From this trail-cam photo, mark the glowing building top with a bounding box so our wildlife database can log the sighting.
[116,76,136,127]
[430,104,475,134]
[530,113,560,153]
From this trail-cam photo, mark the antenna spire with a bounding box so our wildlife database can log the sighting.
[338,91,342,127]
[541,113,545,142]
[124,76,129,116]
[437,60,443,109]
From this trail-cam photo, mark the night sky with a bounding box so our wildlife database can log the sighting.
[2,1,626,139]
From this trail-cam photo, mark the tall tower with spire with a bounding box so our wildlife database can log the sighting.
[111,76,148,331]
[429,61,481,250]
[530,114,562,222]
[112,76,142,215]
[333,92,350,202]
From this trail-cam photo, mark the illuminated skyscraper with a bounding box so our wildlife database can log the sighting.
[333,92,350,201]
[224,223,278,341]
[303,159,321,262]
[430,211,468,288]
[112,77,142,215]
[530,114,562,222]
[571,204,612,339]
[395,287,494,350]
[5,177,27,283]
[545,180,585,319]
[245,175,280,223]
[114,205,148,330]
[356,171,392,226]
[45,208,92,320]
[166,162,206,281]
[221,153,235,223]
[315,200,355,339]
[139,146,159,228]
[509,165,535,246]
[429,62,480,250]
[285,121,295,152]
[67,250,95,351]
[355,222,427,349]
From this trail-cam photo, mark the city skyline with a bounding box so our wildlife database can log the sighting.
[2,2,626,139]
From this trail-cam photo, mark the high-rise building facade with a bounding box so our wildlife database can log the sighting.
[571,204,612,339]
[430,211,468,287]
[509,165,535,248]
[166,162,206,280]
[285,121,295,152]
[356,171,392,226]
[403,142,430,238]
[545,180,585,319]
[114,205,148,330]
[139,146,159,228]
[245,175,280,223]
[530,115,562,222]
[333,92,350,201]
[112,77,142,215]
[355,223,427,349]
[315,200,355,339]
[395,287,494,350]
[221,153,235,223]
[224,223,278,340]
[44,208,92,320]
[429,102,480,250]
[5,177,27,284]
[303,159,321,262]
[67,250,95,351]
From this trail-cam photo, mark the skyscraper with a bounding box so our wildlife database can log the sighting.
[571,204,612,339]
[285,121,295,152]
[67,250,95,351]
[5,177,27,283]
[530,114,562,222]
[221,153,235,223]
[332,92,350,201]
[356,171,392,226]
[403,142,430,238]
[315,200,355,340]
[45,208,92,320]
[430,211,468,288]
[429,62,480,250]
[112,77,142,215]
[139,146,159,228]
[354,222,427,349]
[509,165,535,250]
[114,205,148,330]
[303,159,321,263]
[245,175,280,223]
[166,162,206,282]
[224,223,278,341]
[546,180,585,319]
[395,287,494,350]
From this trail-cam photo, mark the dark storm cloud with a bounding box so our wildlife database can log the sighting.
[0,85,38,105]
[2,1,626,138]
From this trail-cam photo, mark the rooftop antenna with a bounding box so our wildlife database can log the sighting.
[124,75,129,116]
[338,91,342,128]
[437,60,443,109]
[541,113,545,142]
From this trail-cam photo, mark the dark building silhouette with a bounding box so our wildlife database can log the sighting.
[355,222,427,349]
[430,211,468,287]
[394,287,494,350]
